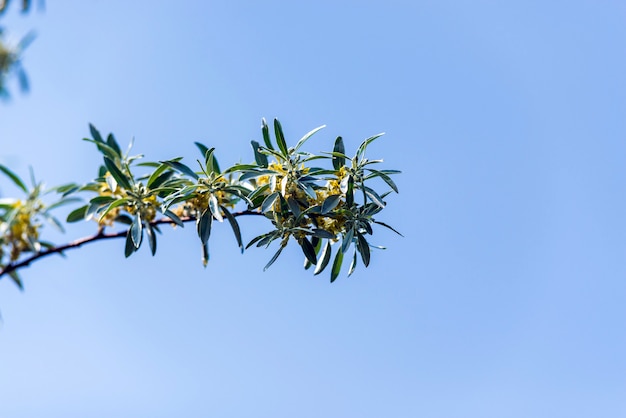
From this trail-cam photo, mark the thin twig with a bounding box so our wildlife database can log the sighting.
[0,210,264,279]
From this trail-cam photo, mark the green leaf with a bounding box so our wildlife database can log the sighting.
[311,228,335,239]
[304,237,322,270]
[145,222,157,256]
[163,209,184,227]
[321,194,342,214]
[251,140,269,167]
[66,205,88,223]
[0,164,28,193]
[261,118,274,150]
[346,175,354,207]
[9,271,23,291]
[47,197,83,211]
[83,137,120,161]
[286,195,301,218]
[332,136,346,170]
[197,208,213,244]
[162,160,199,180]
[221,206,244,253]
[294,124,325,152]
[314,240,332,275]
[356,132,385,160]
[89,123,104,143]
[367,169,399,193]
[130,215,143,248]
[194,141,210,161]
[261,192,280,214]
[263,245,284,271]
[373,220,403,237]
[147,164,173,188]
[103,157,133,190]
[274,118,289,157]
[124,230,136,258]
[356,232,370,267]
[330,248,344,283]
[300,237,317,266]
[342,227,354,254]
[208,193,223,222]
[348,249,358,276]
[106,133,122,156]
[97,198,130,223]
[363,186,386,208]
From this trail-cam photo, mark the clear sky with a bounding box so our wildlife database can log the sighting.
[1,1,625,417]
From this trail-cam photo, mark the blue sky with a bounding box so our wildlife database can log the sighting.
[1,1,625,417]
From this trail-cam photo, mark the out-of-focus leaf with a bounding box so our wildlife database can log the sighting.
[164,209,185,227]
[106,133,122,156]
[0,164,28,193]
[66,205,88,223]
[286,195,301,218]
[89,123,104,143]
[9,271,23,291]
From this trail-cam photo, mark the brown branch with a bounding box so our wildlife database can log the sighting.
[0,209,264,279]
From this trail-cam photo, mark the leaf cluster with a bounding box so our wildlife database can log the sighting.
[0,119,401,286]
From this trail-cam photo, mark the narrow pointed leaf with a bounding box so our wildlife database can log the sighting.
[89,123,104,143]
[300,237,317,265]
[321,194,342,214]
[332,136,345,170]
[164,209,185,227]
[314,240,332,275]
[0,164,28,193]
[103,157,132,190]
[197,209,213,244]
[348,249,358,276]
[221,206,244,253]
[130,215,143,248]
[264,245,284,271]
[274,118,289,157]
[251,140,269,167]
[66,205,88,223]
[356,233,370,267]
[294,124,325,152]
[208,193,223,222]
[162,160,199,180]
[124,230,136,257]
[261,118,274,150]
[261,192,280,214]
[330,248,344,283]
[106,133,122,156]
[145,223,157,256]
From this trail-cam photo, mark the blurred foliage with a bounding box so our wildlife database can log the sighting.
[0,119,401,286]
[0,0,40,97]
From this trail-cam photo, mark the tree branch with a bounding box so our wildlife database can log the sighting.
[0,209,264,279]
